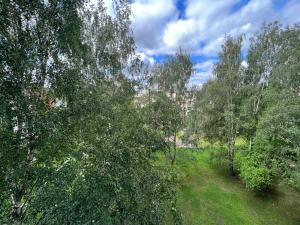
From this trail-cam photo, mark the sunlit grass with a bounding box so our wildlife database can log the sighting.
[159,148,300,225]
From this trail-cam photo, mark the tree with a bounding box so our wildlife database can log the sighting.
[215,35,243,175]
[145,92,183,165]
[0,0,86,222]
[195,36,243,175]
[236,23,300,191]
[193,80,227,144]
[247,24,300,190]
[0,1,182,224]
[155,51,193,105]
[146,51,193,164]
[239,22,281,150]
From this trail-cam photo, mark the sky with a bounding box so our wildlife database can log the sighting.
[118,0,300,85]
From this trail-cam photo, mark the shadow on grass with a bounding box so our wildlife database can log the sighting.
[173,148,300,225]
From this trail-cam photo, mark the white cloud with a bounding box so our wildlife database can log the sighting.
[185,0,238,19]
[194,60,215,71]
[129,0,300,84]
[182,0,274,55]
[200,37,224,56]
[241,60,248,68]
[280,0,300,25]
[131,0,300,57]
[137,52,155,66]
[190,71,213,86]
[190,59,217,85]
[163,19,198,51]
[131,0,178,55]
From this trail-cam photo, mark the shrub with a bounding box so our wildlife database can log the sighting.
[238,153,273,192]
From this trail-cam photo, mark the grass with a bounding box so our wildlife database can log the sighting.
[158,148,300,225]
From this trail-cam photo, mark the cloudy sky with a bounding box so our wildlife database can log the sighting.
[127,0,300,85]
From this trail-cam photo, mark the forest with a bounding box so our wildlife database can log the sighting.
[0,0,299,224]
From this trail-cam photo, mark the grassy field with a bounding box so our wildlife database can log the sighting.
[158,148,300,225]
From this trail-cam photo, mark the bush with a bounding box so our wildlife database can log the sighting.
[238,153,273,192]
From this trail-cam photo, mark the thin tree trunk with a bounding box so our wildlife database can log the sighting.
[171,134,177,165]
[11,182,27,224]
[11,135,36,224]
[228,143,235,176]
[230,148,235,176]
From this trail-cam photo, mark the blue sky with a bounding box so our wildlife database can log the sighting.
[128,0,300,86]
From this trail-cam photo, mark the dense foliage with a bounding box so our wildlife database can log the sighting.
[141,52,193,165]
[0,0,299,224]
[189,23,300,191]
[0,1,182,224]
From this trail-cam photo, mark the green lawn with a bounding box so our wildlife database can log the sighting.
[159,148,300,225]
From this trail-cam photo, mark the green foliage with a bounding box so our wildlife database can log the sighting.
[235,137,247,147]
[236,144,273,192]
[145,51,193,165]
[149,51,193,104]
[239,23,300,190]
[146,92,183,138]
[193,80,227,142]
[193,35,243,175]
[0,1,181,224]
[182,132,200,148]
[240,161,272,192]
[209,147,231,170]
[0,0,86,222]
[189,23,300,191]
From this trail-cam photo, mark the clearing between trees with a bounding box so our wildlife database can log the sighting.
[156,148,300,225]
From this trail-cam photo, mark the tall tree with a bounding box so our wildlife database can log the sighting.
[146,51,193,164]
[239,24,300,190]
[211,36,242,174]
[0,0,85,223]
[240,23,281,150]
[0,1,182,224]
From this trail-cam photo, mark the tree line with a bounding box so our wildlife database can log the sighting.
[187,23,300,192]
[0,0,299,224]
